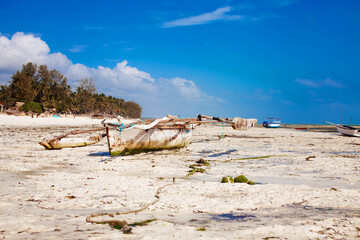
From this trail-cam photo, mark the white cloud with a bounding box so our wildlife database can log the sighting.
[166,77,203,98]
[0,32,221,117]
[65,63,91,82]
[68,45,88,53]
[294,78,320,88]
[322,78,346,88]
[0,32,72,81]
[162,6,244,28]
[295,78,346,88]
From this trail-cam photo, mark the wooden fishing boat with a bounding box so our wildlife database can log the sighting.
[40,134,103,149]
[104,115,257,156]
[39,127,106,150]
[106,124,193,156]
[39,114,257,155]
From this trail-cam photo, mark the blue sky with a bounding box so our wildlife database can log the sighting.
[0,0,359,123]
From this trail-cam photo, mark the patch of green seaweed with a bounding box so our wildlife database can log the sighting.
[186,158,210,176]
[189,164,198,169]
[129,219,157,227]
[221,176,234,183]
[112,223,124,230]
[221,175,254,185]
[111,145,187,156]
[110,219,157,232]
[196,158,210,166]
[196,227,206,231]
[234,175,254,185]
[187,167,205,176]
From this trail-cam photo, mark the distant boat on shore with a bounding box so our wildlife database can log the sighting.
[262,118,281,128]
[335,124,360,137]
[324,120,360,137]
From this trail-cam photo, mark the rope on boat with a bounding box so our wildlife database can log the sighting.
[222,122,224,139]
[117,123,126,132]
[86,179,176,230]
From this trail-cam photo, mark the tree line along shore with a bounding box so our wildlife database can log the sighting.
[0,62,142,118]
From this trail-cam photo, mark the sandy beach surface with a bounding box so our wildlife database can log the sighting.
[0,114,359,239]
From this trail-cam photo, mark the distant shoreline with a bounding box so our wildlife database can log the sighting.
[0,113,104,127]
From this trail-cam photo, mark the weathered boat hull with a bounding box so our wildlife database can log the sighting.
[106,127,193,156]
[336,125,360,137]
[39,135,102,150]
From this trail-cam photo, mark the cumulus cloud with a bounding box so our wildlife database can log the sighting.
[0,32,71,77]
[162,6,244,28]
[0,32,220,116]
[295,78,346,88]
[163,77,203,99]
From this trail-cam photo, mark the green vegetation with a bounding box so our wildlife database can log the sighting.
[129,219,157,227]
[110,219,156,233]
[221,176,234,183]
[186,158,210,176]
[0,62,142,117]
[110,144,188,156]
[196,227,206,231]
[234,175,254,185]
[19,101,43,113]
[187,167,205,176]
[188,159,210,169]
[112,223,124,230]
[196,158,210,166]
[221,175,254,185]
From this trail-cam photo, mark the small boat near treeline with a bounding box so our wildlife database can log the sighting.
[262,118,281,128]
[323,120,360,137]
[39,114,258,156]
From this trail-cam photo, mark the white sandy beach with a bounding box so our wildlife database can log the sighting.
[0,114,103,127]
[0,114,359,239]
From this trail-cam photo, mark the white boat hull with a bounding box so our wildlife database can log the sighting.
[106,127,193,156]
[267,123,280,128]
[336,125,360,137]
